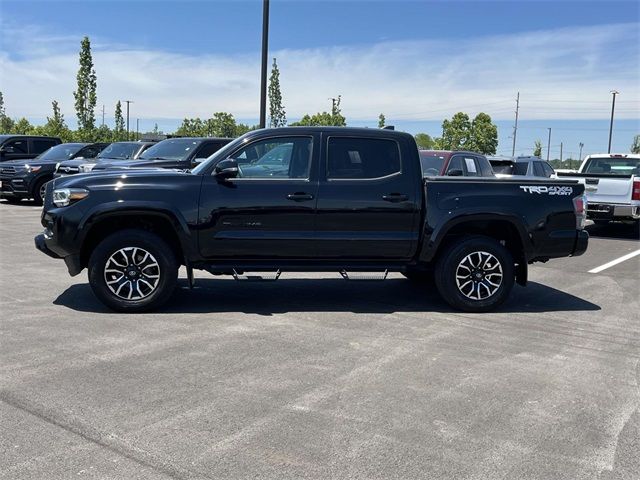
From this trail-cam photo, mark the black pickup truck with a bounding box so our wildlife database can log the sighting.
[35,127,588,313]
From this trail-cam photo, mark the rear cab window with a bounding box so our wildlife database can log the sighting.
[327,137,401,179]
[582,157,640,176]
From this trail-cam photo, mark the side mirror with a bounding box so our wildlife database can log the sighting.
[214,159,239,179]
[192,157,207,166]
[447,168,464,177]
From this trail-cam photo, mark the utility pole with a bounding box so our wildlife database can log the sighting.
[101,104,105,126]
[136,118,139,140]
[578,142,584,170]
[608,90,619,153]
[546,127,552,161]
[560,142,563,163]
[124,100,133,140]
[259,0,270,129]
[511,91,519,157]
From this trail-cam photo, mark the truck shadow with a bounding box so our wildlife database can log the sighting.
[586,222,639,240]
[54,279,600,315]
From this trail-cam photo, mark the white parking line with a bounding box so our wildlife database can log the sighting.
[589,249,640,274]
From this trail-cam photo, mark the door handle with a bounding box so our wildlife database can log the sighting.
[286,192,314,201]
[382,193,409,202]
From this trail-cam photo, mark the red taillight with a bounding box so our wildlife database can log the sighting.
[632,180,640,201]
[573,194,586,229]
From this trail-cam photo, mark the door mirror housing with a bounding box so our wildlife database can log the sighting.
[447,168,463,177]
[214,159,239,179]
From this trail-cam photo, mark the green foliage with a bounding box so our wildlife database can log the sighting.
[0,91,15,133]
[378,113,386,129]
[632,134,640,154]
[94,124,113,142]
[268,58,286,128]
[113,101,125,141]
[440,112,498,154]
[292,95,347,127]
[73,36,97,140]
[40,100,73,142]
[468,112,498,155]
[175,114,255,138]
[533,140,542,157]
[441,112,471,150]
[11,118,33,134]
[414,133,434,149]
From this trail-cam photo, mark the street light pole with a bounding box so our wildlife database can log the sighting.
[578,142,584,171]
[511,91,519,156]
[546,127,552,161]
[607,90,619,153]
[125,100,133,140]
[259,0,270,129]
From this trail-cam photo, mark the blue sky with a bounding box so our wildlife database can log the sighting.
[1,0,638,157]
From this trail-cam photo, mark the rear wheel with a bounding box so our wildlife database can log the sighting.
[435,236,514,312]
[88,229,178,312]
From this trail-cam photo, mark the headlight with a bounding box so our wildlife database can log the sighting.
[24,164,42,173]
[52,188,89,207]
[79,163,96,173]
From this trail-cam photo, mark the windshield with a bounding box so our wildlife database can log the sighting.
[582,157,640,176]
[35,143,84,161]
[138,138,201,161]
[98,143,140,160]
[419,153,446,176]
[191,136,246,174]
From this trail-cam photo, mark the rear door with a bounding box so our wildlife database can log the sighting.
[314,134,419,259]
[0,138,30,161]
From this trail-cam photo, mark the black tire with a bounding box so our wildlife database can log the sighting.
[402,269,434,283]
[88,229,178,312]
[32,177,50,205]
[434,235,514,312]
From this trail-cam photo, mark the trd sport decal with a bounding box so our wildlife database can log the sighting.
[519,185,573,196]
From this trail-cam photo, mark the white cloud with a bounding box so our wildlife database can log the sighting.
[0,21,638,126]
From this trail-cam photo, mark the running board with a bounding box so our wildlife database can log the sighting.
[232,269,281,281]
[339,269,388,281]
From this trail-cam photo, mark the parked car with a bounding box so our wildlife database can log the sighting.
[0,142,107,204]
[488,155,556,178]
[36,127,588,313]
[419,150,494,177]
[557,153,640,225]
[91,137,232,171]
[55,141,156,177]
[0,135,61,163]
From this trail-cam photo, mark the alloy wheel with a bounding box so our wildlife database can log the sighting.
[455,251,503,300]
[104,247,160,300]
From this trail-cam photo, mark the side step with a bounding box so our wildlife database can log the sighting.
[232,269,281,281]
[339,269,388,281]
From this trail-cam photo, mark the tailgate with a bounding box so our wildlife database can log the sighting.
[583,176,633,204]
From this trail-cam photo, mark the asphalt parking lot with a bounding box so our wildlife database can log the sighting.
[1,201,638,480]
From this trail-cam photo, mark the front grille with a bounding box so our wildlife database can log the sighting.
[56,166,79,174]
[0,166,17,175]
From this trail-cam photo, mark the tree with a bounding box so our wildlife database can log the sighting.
[40,101,72,141]
[468,113,498,154]
[0,91,14,133]
[113,101,125,141]
[378,113,386,128]
[207,112,237,137]
[73,36,97,140]
[268,58,286,128]
[11,118,33,134]
[414,133,434,149]
[632,134,640,154]
[533,140,542,157]
[290,96,346,127]
[441,112,471,150]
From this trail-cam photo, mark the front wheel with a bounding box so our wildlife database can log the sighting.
[88,229,178,312]
[33,177,50,205]
[435,236,515,312]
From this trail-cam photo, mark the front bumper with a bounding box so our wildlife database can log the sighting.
[0,175,30,198]
[35,233,83,276]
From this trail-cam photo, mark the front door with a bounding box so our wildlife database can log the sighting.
[198,135,319,259]
[314,135,419,259]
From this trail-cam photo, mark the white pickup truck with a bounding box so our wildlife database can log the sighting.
[557,154,640,225]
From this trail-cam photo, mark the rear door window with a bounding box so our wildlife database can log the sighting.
[327,137,400,179]
[3,139,28,154]
[513,162,529,175]
[542,162,555,177]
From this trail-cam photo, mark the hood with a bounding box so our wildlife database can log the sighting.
[57,159,93,168]
[2,158,61,167]
[54,167,191,189]
[92,158,175,170]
